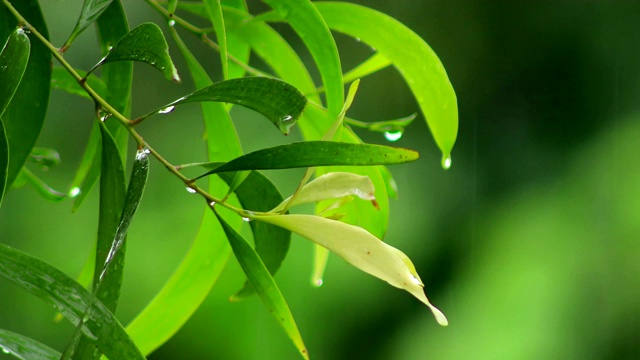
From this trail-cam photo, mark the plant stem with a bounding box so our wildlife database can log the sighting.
[1,0,245,216]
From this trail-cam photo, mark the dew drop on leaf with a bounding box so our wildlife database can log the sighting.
[158,105,175,114]
[383,129,403,142]
[441,153,452,170]
[1,347,10,354]
[69,187,81,197]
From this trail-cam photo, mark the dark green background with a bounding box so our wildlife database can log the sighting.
[1,1,639,359]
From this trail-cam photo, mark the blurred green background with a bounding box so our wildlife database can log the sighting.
[1,1,640,359]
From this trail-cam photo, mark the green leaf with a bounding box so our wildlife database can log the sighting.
[0,244,145,359]
[203,0,228,79]
[213,209,309,360]
[252,214,449,326]
[314,2,458,167]
[197,141,419,177]
[64,0,114,50]
[0,119,7,207]
[70,122,128,359]
[90,22,180,83]
[71,121,101,211]
[21,167,67,202]
[260,0,343,120]
[342,52,391,87]
[167,0,178,14]
[0,328,61,360]
[143,77,307,135]
[218,171,291,301]
[27,147,60,169]
[272,172,375,213]
[0,1,52,190]
[126,25,244,356]
[0,28,30,118]
[51,67,107,99]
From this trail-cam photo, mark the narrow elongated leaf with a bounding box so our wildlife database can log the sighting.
[0,119,7,207]
[218,171,291,301]
[314,2,458,166]
[64,0,114,49]
[260,0,343,120]
[146,77,306,135]
[198,141,418,176]
[252,214,448,326]
[203,0,228,79]
[0,1,51,190]
[90,22,180,82]
[342,53,391,86]
[70,122,127,359]
[0,244,145,359]
[51,67,107,99]
[71,121,101,211]
[28,148,60,169]
[0,28,30,118]
[126,25,243,355]
[213,209,308,359]
[21,167,66,202]
[272,172,375,213]
[0,328,61,360]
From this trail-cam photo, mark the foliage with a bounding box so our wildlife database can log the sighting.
[0,0,457,358]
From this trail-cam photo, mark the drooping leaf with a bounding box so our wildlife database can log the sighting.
[69,122,128,359]
[272,172,375,213]
[73,0,132,212]
[51,67,107,99]
[252,214,449,326]
[314,2,458,166]
[0,1,52,190]
[213,209,309,360]
[142,77,307,135]
[0,328,61,360]
[21,167,67,202]
[0,244,145,359]
[218,171,291,301]
[203,0,228,79]
[197,141,419,177]
[0,28,30,118]
[126,25,243,356]
[64,0,114,49]
[89,22,180,83]
[259,0,343,120]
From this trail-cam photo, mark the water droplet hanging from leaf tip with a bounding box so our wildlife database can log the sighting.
[383,129,403,142]
[69,187,81,197]
[158,105,175,114]
[441,154,452,170]
[168,20,176,27]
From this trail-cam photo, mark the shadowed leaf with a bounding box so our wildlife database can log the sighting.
[0,328,61,360]
[213,209,308,359]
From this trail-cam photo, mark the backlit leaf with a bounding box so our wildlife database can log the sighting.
[213,209,309,360]
[203,0,228,79]
[271,172,375,213]
[0,244,145,359]
[251,214,448,326]
[89,22,180,83]
[197,141,419,177]
[314,2,458,166]
[143,77,306,135]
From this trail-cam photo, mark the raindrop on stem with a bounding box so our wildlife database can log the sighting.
[158,105,175,114]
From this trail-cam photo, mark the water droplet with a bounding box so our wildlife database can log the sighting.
[313,278,323,287]
[69,187,81,197]
[209,201,216,207]
[355,37,361,42]
[186,186,196,194]
[441,154,452,170]
[277,115,295,134]
[1,346,10,354]
[383,129,403,142]
[158,105,175,114]
[144,148,151,154]
[168,19,176,27]
[242,217,251,222]
[98,108,111,122]
[135,149,148,160]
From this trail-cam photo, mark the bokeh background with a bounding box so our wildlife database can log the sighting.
[1,1,640,359]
